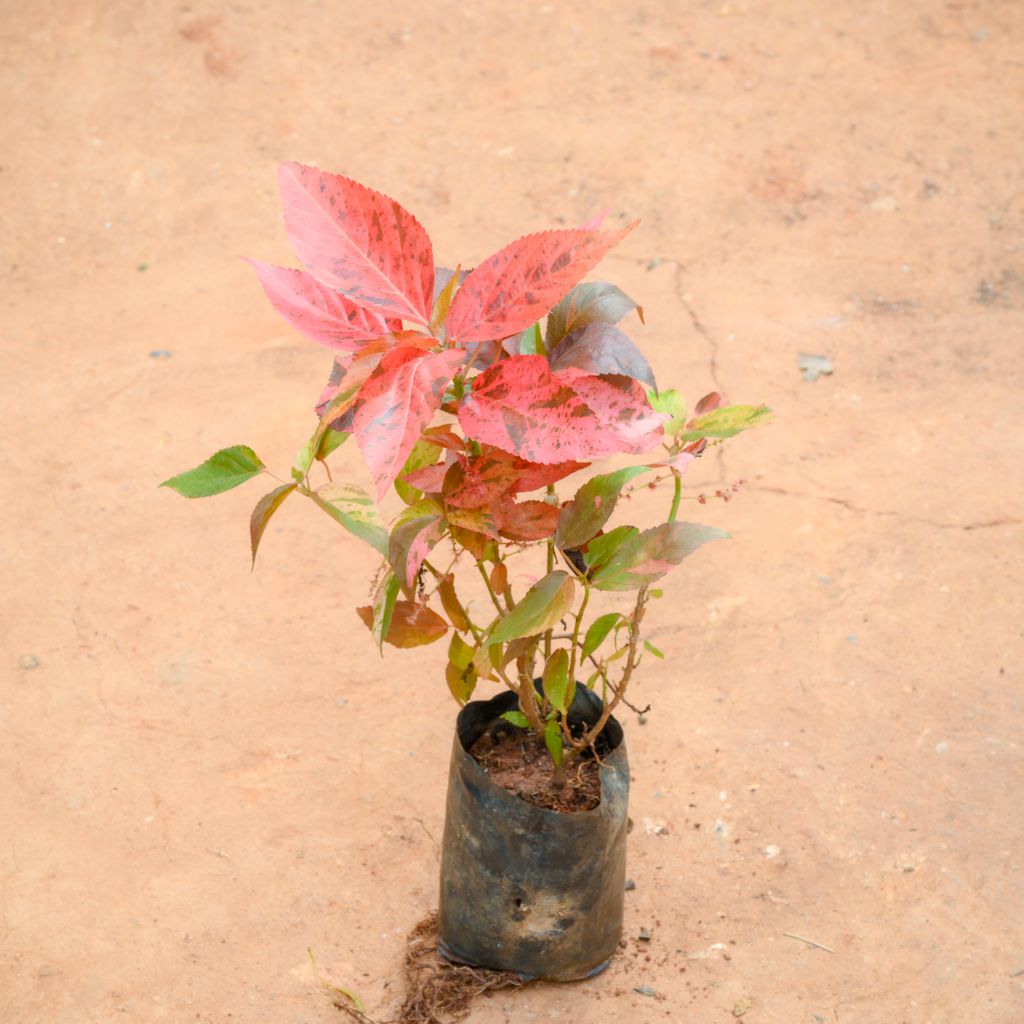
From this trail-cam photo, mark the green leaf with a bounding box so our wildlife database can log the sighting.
[501,710,530,728]
[310,483,388,556]
[517,321,545,355]
[394,438,442,505]
[590,522,729,591]
[542,649,573,715]
[582,612,625,658]
[448,632,474,670]
[678,404,773,442]
[545,281,642,349]
[315,427,349,461]
[446,633,478,704]
[643,639,665,659]
[431,263,462,330]
[556,466,649,549]
[161,445,264,498]
[292,439,314,482]
[646,388,687,437]
[488,571,576,645]
[582,525,639,573]
[249,483,296,566]
[371,572,399,652]
[544,719,564,767]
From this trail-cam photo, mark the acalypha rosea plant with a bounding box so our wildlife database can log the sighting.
[164,162,770,781]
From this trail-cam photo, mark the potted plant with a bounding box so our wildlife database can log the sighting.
[163,163,770,982]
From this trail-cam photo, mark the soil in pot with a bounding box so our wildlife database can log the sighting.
[468,725,602,813]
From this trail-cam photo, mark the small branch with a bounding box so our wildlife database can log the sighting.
[782,932,835,954]
[568,587,649,761]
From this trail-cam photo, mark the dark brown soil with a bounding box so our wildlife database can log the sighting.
[469,726,602,813]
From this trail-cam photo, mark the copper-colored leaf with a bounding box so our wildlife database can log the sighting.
[494,498,561,541]
[352,346,465,499]
[356,601,448,648]
[246,260,395,350]
[458,355,664,464]
[445,505,499,539]
[277,162,434,324]
[445,224,637,345]
[438,575,470,632]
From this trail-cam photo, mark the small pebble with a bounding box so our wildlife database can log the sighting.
[638,927,652,942]
[763,844,781,858]
[634,985,658,997]
[624,878,637,891]
[18,653,40,670]
[335,697,349,707]
[149,349,173,359]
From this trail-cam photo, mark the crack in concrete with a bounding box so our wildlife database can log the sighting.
[672,261,723,393]
[751,485,1022,531]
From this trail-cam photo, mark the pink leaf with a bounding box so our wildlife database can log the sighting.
[353,347,465,499]
[277,162,434,324]
[402,462,448,493]
[458,355,664,464]
[445,223,637,345]
[389,512,445,590]
[246,259,395,350]
[314,333,434,419]
[580,210,609,230]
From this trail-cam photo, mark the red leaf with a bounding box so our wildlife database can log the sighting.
[695,391,727,415]
[493,498,561,541]
[356,601,448,648]
[353,347,465,499]
[442,448,585,509]
[246,259,395,350]
[277,162,434,324]
[458,355,664,463]
[507,457,588,494]
[445,223,637,345]
[443,452,521,509]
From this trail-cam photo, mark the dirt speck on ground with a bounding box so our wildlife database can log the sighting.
[2,2,1023,1023]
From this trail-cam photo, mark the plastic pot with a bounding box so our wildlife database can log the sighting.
[437,686,629,980]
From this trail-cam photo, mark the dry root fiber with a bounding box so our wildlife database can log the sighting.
[330,911,532,1024]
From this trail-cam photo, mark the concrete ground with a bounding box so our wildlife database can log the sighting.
[2,1,1022,1022]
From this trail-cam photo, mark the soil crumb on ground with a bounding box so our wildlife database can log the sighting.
[469,726,602,812]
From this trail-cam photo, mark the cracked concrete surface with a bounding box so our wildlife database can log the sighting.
[2,2,1023,1023]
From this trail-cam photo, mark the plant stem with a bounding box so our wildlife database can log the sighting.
[567,582,590,699]
[543,484,556,661]
[669,473,682,523]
